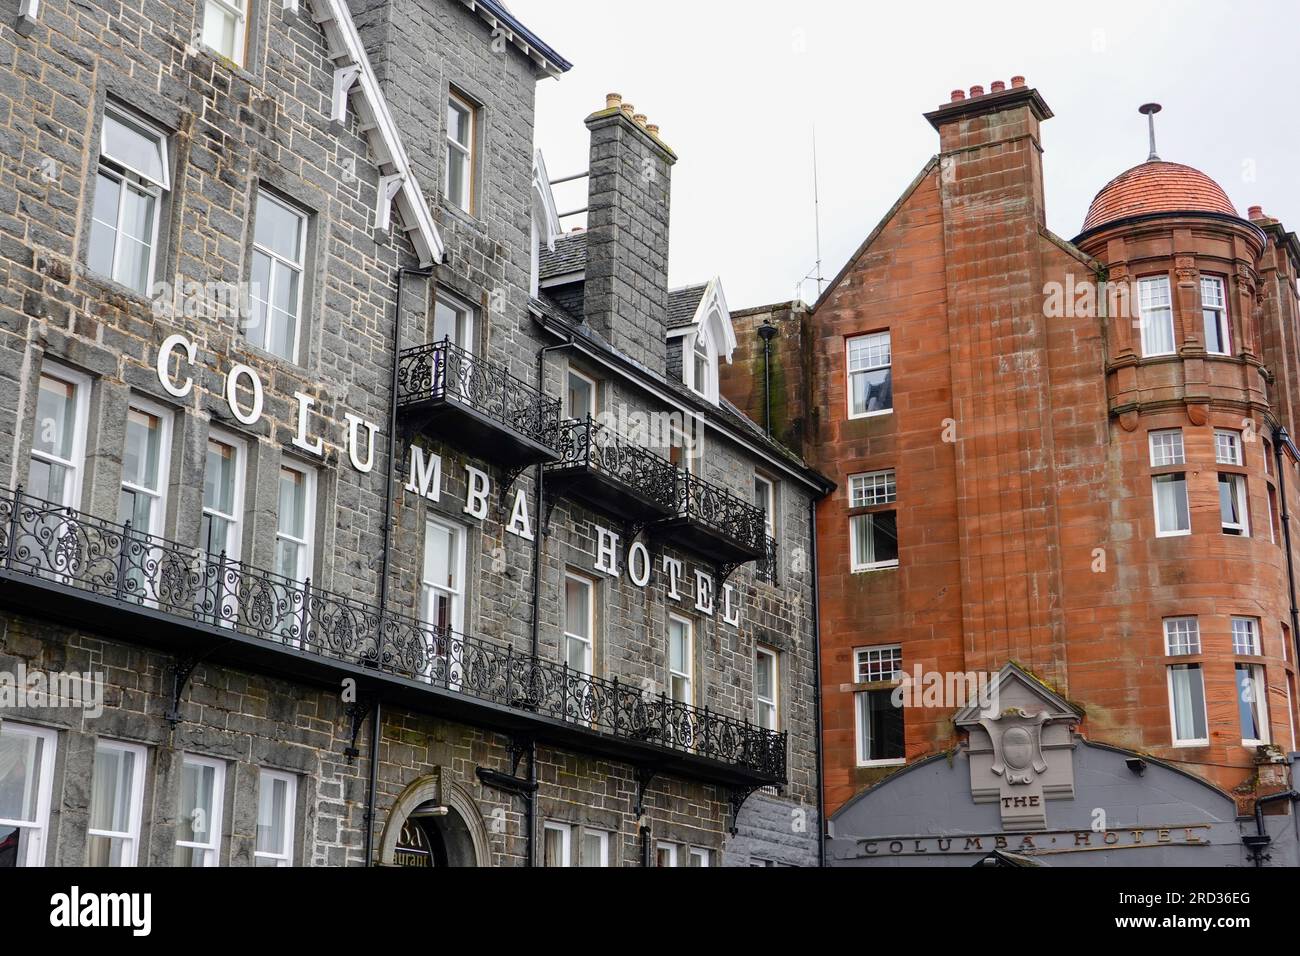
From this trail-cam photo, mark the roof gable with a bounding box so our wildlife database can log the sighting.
[307,0,444,267]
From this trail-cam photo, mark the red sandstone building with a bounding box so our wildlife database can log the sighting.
[723,78,1300,860]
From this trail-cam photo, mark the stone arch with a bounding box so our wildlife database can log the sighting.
[377,772,492,867]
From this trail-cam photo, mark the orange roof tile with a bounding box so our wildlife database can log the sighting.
[1082,161,1238,233]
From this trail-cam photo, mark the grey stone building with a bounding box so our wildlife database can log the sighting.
[0,0,829,868]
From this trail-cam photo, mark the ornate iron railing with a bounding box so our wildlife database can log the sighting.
[395,338,562,453]
[672,472,768,557]
[0,488,785,781]
[548,416,679,511]
[755,536,780,586]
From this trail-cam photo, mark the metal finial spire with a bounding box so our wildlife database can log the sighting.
[1139,103,1163,162]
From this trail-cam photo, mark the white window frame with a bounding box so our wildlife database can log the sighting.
[1232,617,1262,657]
[432,290,476,353]
[543,822,572,867]
[1215,429,1244,466]
[563,572,595,677]
[28,364,91,508]
[254,769,297,868]
[119,395,174,539]
[687,330,716,401]
[855,689,906,768]
[1149,430,1186,467]
[1152,473,1191,538]
[0,723,58,867]
[850,470,897,509]
[1166,665,1209,748]
[88,739,147,867]
[849,512,899,573]
[667,614,694,706]
[274,462,316,585]
[656,842,679,867]
[846,331,893,419]
[1138,275,1176,358]
[201,430,247,559]
[248,190,308,364]
[1201,275,1231,356]
[1219,472,1250,537]
[1237,663,1270,746]
[445,91,476,213]
[755,646,779,730]
[421,515,466,636]
[754,472,777,541]
[543,822,611,867]
[565,367,599,421]
[91,107,169,295]
[688,846,711,868]
[579,828,611,868]
[1163,617,1202,656]
[854,644,905,768]
[175,754,226,868]
[200,0,249,66]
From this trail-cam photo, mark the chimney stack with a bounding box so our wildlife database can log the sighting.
[583,95,678,372]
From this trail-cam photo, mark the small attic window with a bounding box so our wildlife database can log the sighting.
[688,329,716,402]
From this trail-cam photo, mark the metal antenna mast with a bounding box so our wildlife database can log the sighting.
[1139,103,1163,162]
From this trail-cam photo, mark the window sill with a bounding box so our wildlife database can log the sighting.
[81,268,157,308]
[857,758,906,769]
[848,410,895,422]
[236,338,308,374]
[439,199,486,233]
[852,563,900,575]
[1155,531,1192,540]
[1171,741,1210,749]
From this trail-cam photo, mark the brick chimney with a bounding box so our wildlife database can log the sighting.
[583,94,677,373]
[924,79,1053,227]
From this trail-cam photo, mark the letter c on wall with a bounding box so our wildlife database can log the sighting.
[157,334,196,398]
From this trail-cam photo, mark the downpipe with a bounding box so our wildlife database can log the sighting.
[810,496,826,867]
[364,265,433,867]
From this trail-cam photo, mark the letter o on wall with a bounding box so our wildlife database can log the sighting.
[226,364,264,426]
[627,541,652,588]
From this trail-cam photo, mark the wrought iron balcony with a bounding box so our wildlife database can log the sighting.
[545,417,679,524]
[0,488,785,787]
[655,472,769,569]
[755,536,780,586]
[396,339,563,469]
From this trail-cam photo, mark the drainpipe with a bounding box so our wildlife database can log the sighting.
[809,496,826,868]
[1249,789,1297,866]
[758,319,778,438]
[1271,426,1300,661]
[522,335,576,868]
[363,265,434,867]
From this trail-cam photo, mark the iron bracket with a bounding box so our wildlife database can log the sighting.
[727,785,766,837]
[497,464,531,518]
[634,766,658,818]
[343,696,374,765]
[164,654,204,726]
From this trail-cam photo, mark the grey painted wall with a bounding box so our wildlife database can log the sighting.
[828,740,1298,867]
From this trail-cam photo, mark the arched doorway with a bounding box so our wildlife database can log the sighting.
[377,771,492,867]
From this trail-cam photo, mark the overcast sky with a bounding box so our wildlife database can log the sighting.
[511,0,1299,310]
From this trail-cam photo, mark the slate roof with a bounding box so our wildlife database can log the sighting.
[667,284,708,330]
[539,232,587,280]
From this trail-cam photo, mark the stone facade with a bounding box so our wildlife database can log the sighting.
[0,0,824,868]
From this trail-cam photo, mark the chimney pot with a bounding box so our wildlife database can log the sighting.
[969,85,984,97]
[633,113,648,129]
[1249,205,1265,220]
[1011,75,1026,88]
[951,89,966,102]
[990,80,1005,93]
[646,123,660,136]
[605,92,623,110]
[620,103,635,118]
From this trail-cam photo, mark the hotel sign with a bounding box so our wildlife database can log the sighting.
[850,825,1214,859]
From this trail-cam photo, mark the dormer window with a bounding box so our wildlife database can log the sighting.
[671,278,736,406]
[690,332,713,399]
